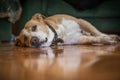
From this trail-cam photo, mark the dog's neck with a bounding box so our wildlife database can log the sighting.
[45,23,58,45]
[46,23,64,46]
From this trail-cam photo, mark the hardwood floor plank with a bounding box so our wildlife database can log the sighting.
[0,43,120,80]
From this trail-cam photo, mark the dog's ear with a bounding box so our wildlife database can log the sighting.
[15,37,22,46]
[32,13,46,22]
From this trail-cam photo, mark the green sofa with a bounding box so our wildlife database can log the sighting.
[0,0,120,41]
[0,19,11,41]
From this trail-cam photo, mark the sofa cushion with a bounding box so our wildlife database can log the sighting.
[0,19,11,41]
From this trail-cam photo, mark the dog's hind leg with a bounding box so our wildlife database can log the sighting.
[77,19,105,36]
[77,19,120,42]
[78,35,117,45]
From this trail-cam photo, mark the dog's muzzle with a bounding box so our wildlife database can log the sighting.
[30,36,40,48]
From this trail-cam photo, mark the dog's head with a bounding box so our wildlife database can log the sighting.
[15,13,51,48]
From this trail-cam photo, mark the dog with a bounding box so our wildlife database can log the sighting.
[15,13,120,48]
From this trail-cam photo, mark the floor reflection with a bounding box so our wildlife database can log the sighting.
[0,43,120,80]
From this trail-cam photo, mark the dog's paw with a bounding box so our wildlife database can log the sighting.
[107,35,120,44]
[109,35,120,42]
[98,35,118,45]
[106,40,117,45]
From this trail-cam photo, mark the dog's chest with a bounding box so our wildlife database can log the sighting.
[56,18,83,44]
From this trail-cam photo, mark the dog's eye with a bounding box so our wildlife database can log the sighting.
[32,25,37,31]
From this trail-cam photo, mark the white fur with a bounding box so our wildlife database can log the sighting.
[41,25,55,46]
[56,18,82,45]
[42,18,83,46]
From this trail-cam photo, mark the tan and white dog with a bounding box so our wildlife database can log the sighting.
[15,13,120,48]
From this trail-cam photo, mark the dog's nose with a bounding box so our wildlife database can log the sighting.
[30,36,40,48]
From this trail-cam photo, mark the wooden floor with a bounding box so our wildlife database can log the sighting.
[0,43,120,80]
